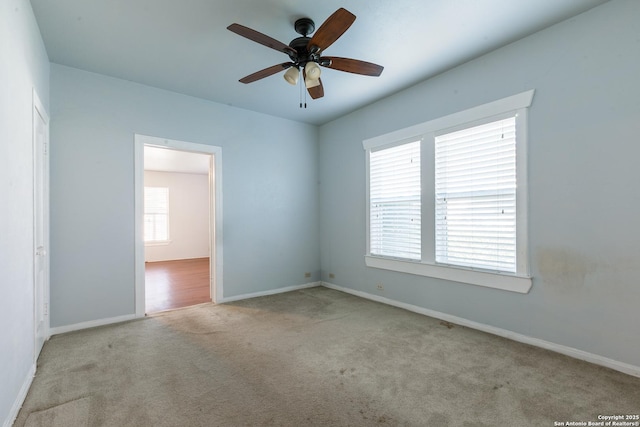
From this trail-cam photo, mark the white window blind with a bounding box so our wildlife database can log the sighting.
[369,140,421,260]
[144,187,169,242]
[435,117,517,273]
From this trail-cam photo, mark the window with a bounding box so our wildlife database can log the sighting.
[370,140,421,260]
[144,187,169,243]
[435,117,516,273]
[364,91,534,293]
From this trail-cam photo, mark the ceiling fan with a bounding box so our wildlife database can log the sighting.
[227,8,384,101]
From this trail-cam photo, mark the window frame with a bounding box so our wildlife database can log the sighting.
[363,90,534,293]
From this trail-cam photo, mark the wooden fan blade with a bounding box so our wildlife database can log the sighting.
[239,63,293,84]
[321,57,384,76]
[307,8,355,52]
[228,23,297,57]
[307,78,324,99]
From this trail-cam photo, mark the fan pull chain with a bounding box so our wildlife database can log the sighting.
[298,69,307,109]
[299,71,303,108]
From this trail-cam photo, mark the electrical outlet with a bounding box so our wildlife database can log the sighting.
[329,273,335,279]
[304,272,311,278]
[376,283,384,291]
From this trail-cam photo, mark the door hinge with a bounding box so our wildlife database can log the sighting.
[44,303,48,315]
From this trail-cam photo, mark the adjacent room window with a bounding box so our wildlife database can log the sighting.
[364,90,534,293]
[144,187,169,243]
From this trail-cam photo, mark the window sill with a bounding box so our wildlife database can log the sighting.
[144,240,171,247]
[365,255,532,294]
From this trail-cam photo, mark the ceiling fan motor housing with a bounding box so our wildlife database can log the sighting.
[288,37,313,63]
[288,18,321,66]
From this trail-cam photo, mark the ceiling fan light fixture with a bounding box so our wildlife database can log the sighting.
[283,67,299,85]
[304,61,321,80]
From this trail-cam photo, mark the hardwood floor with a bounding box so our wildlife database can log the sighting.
[145,257,211,313]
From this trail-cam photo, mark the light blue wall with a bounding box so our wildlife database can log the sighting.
[50,64,319,327]
[319,0,640,367]
[0,0,49,424]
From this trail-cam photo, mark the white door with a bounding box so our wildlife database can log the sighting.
[33,92,49,359]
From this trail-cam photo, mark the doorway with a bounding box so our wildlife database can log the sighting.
[134,135,223,317]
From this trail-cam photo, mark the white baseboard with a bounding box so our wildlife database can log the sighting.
[220,281,321,303]
[48,314,137,337]
[49,282,323,335]
[3,363,35,427]
[321,282,640,378]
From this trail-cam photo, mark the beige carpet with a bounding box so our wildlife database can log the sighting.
[14,287,640,426]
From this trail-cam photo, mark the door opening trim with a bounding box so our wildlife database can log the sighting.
[32,88,50,359]
[134,134,223,317]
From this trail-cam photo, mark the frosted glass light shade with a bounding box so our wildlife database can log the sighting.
[305,78,320,88]
[284,67,299,85]
[304,62,321,80]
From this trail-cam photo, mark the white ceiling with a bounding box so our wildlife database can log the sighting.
[144,146,210,174]
[30,0,608,126]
